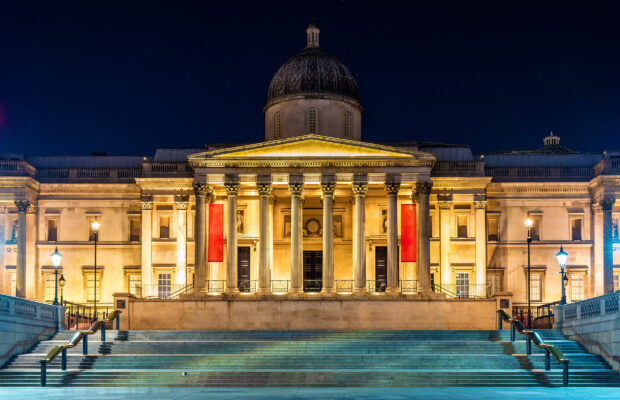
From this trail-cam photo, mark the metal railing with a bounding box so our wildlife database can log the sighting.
[400,280,419,294]
[140,284,192,299]
[497,309,569,386]
[238,279,257,293]
[367,280,387,293]
[167,282,194,298]
[533,301,562,329]
[303,279,322,293]
[433,284,489,299]
[271,280,290,294]
[206,280,225,294]
[335,280,354,293]
[62,301,114,330]
[39,310,121,386]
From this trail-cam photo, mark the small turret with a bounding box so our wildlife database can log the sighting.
[543,130,560,147]
[306,20,320,48]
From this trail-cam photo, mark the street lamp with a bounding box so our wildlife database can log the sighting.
[524,218,533,328]
[50,247,62,306]
[59,274,66,305]
[556,246,569,305]
[91,220,100,319]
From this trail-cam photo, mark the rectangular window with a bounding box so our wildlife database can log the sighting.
[86,274,100,302]
[530,273,542,302]
[487,218,499,241]
[612,218,618,240]
[488,273,502,296]
[128,274,141,296]
[158,273,172,298]
[571,218,582,241]
[44,274,56,302]
[529,217,541,241]
[429,213,435,238]
[457,215,468,238]
[570,274,584,302]
[456,272,470,298]
[129,218,140,242]
[159,216,170,239]
[47,219,58,242]
[614,274,619,292]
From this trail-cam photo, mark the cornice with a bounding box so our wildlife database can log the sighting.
[135,178,195,191]
[191,159,433,169]
[39,183,140,195]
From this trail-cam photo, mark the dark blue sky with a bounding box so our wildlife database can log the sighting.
[1,1,619,156]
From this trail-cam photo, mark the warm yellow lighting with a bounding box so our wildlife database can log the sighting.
[91,220,100,231]
[524,218,533,228]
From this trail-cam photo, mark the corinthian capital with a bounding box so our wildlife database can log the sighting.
[352,181,368,196]
[415,181,433,196]
[601,196,616,211]
[257,182,273,196]
[224,182,240,197]
[14,200,30,213]
[473,201,488,209]
[192,182,211,197]
[385,181,401,196]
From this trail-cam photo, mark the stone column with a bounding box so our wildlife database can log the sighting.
[321,178,336,294]
[224,180,240,293]
[474,200,487,297]
[602,196,616,294]
[140,198,154,296]
[175,198,189,285]
[439,199,452,288]
[289,178,304,293]
[352,179,368,293]
[192,183,209,291]
[591,202,604,296]
[257,179,272,293]
[385,180,401,293]
[15,200,29,298]
[416,181,433,293]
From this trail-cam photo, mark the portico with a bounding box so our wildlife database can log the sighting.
[187,135,436,296]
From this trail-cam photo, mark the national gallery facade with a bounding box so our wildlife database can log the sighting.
[1,23,619,313]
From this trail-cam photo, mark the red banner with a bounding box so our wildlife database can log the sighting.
[208,204,223,262]
[401,204,417,262]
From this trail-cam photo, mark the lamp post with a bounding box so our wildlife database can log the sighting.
[556,246,568,305]
[524,218,533,328]
[59,274,65,305]
[50,247,62,306]
[91,220,100,319]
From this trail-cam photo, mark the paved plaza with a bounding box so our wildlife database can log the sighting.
[1,387,620,400]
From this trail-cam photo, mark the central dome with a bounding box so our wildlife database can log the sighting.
[266,47,360,107]
[264,22,363,141]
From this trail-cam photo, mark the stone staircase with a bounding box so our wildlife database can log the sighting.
[1,330,619,387]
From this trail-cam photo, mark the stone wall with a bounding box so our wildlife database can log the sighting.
[114,293,498,330]
[0,294,61,368]
[555,291,620,371]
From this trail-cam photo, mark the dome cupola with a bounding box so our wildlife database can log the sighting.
[264,22,362,141]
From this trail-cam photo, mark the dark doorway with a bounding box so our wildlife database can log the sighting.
[303,251,322,292]
[237,246,251,292]
[431,272,436,292]
[375,246,388,292]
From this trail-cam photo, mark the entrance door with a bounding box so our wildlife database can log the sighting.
[237,246,251,292]
[375,246,387,292]
[303,251,322,292]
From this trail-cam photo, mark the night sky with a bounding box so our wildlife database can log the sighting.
[1,1,619,157]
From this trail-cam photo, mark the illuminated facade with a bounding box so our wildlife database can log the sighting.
[1,24,619,311]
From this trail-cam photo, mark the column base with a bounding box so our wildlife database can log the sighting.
[289,287,303,293]
[353,287,368,293]
[225,288,240,294]
[256,287,272,294]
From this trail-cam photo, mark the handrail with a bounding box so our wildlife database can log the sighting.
[39,310,121,386]
[497,310,569,386]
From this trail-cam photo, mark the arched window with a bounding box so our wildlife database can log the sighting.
[274,111,282,139]
[306,107,317,134]
[343,111,351,138]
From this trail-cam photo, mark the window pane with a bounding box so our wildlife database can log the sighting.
[160,216,170,239]
[128,274,141,296]
[45,274,56,302]
[457,215,468,238]
[456,272,470,298]
[489,273,502,295]
[158,273,172,298]
[530,274,542,302]
[487,218,498,241]
[47,220,57,242]
[570,274,584,301]
[530,218,540,241]
[614,274,619,292]
[571,218,582,241]
[86,274,99,302]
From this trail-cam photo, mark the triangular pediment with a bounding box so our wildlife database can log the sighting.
[189,135,432,160]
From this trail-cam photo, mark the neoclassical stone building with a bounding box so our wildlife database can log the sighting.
[1,23,619,313]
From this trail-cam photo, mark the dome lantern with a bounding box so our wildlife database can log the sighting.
[306,21,320,48]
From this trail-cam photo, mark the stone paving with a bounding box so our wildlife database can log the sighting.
[1,387,620,399]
